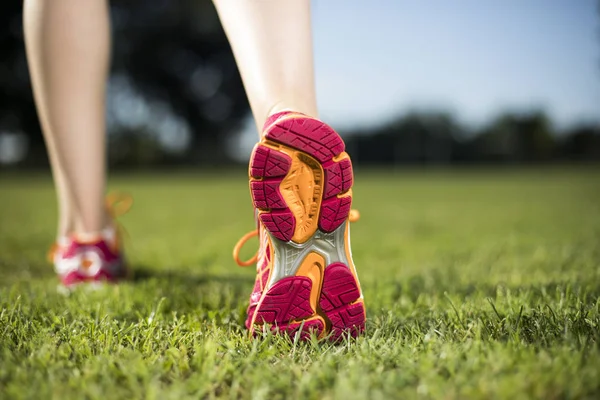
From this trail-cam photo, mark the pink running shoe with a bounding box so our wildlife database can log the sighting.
[49,194,131,287]
[234,111,366,340]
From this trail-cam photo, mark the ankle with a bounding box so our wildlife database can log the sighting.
[62,224,115,244]
[260,102,318,130]
[72,230,105,243]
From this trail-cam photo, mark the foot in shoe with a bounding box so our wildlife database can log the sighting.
[50,193,132,287]
[234,111,365,340]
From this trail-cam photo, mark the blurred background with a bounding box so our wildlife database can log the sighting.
[0,0,599,169]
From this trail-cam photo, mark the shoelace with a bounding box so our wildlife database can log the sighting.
[105,192,134,220]
[233,209,360,267]
[104,192,134,248]
[47,192,133,262]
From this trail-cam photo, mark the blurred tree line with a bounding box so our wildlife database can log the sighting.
[0,0,248,167]
[0,1,598,168]
[344,111,600,165]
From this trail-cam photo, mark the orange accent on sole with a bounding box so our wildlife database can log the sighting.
[294,251,326,313]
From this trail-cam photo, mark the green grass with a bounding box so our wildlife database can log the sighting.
[1,167,600,399]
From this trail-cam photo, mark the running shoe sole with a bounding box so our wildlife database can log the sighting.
[248,113,365,340]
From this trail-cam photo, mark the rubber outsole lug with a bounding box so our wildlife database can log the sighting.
[266,118,345,164]
[249,263,365,341]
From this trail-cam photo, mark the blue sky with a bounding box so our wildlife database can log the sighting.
[311,0,600,129]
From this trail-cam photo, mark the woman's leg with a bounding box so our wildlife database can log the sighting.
[222,0,366,338]
[24,0,110,238]
[213,0,317,132]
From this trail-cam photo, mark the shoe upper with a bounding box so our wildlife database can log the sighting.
[245,228,269,328]
[234,220,274,328]
[51,227,127,286]
[50,193,132,286]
